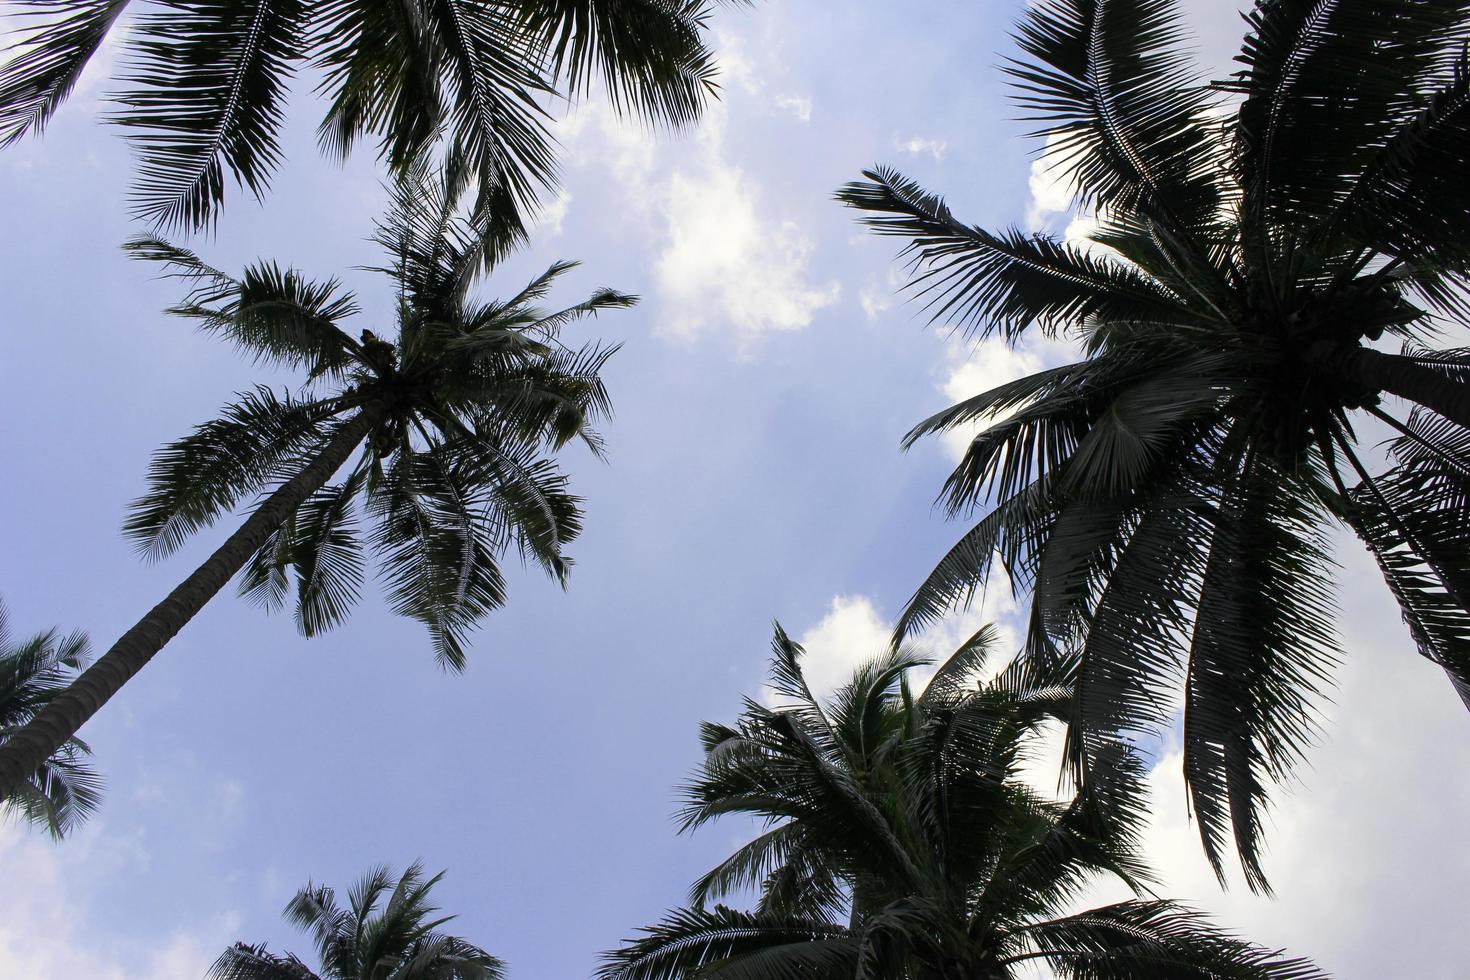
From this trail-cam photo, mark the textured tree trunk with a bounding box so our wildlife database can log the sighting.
[1331,346,1470,429]
[0,404,384,803]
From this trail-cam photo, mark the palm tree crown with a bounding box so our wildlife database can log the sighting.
[0,162,632,803]
[0,0,731,229]
[211,862,503,980]
[0,599,103,838]
[839,0,1470,889]
[601,625,1324,980]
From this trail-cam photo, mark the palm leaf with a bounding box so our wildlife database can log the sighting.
[109,0,306,229]
[0,0,131,144]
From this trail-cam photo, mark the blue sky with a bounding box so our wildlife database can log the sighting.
[1,1,1468,977]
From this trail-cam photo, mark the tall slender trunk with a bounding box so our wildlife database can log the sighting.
[0,403,385,802]
[1330,346,1470,429]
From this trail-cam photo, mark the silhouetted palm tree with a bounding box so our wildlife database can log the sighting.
[211,863,502,979]
[0,161,632,801]
[840,0,1470,889]
[0,0,732,229]
[601,625,1324,979]
[0,599,102,838]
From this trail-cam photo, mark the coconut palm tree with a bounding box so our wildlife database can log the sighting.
[0,599,103,838]
[600,626,1324,980]
[0,161,632,802]
[838,0,1470,889]
[211,862,503,980]
[0,0,730,230]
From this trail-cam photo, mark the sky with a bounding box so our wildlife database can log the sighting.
[1,1,1468,977]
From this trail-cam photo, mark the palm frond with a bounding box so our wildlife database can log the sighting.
[369,445,512,670]
[0,0,131,144]
[0,602,102,839]
[108,0,305,229]
[207,943,321,980]
[1183,455,1337,892]
[520,0,723,128]
[1006,0,1227,227]
[894,477,1057,642]
[1005,899,1326,978]
[126,235,362,377]
[291,468,367,636]
[837,166,1187,342]
[1229,0,1470,234]
[122,386,337,560]
[597,905,855,980]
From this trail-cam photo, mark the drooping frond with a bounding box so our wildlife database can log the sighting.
[519,0,724,128]
[1007,0,1227,227]
[122,386,338,560]
[0,0,131,144]
[290,468,367,636]
[1005,900,1327,978]
[894,477,1057,642]
[109,0,306,229]
[1182,455,1338,892]
[1340,426,1470,707]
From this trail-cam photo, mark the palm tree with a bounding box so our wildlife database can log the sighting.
[0,161,633,802]
[600,626,1324,980]
[211,862,503,979]
[0,0,730,230]
[0,599,103,838]
[837,0,1470,889]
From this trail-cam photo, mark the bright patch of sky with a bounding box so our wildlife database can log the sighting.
[0,1,1465,977]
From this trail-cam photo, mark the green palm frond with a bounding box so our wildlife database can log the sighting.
[1006,0,1227,227]
[598,906,856,980]
[123,386,339,560]
[1005,900,1327,978]
[291,468,368,636]
[127,235,362,377]
[208,943,322,980]
[836,166,1188,342]
[611,626,1320,978]
[0,0,727,228]
[1183,455,1337,891]
[0,602,103,838]
[109,0,306,229]
[221,864,500,980]
[521,0,726,127]
[0,0,131,144]
[851,0,1470,890]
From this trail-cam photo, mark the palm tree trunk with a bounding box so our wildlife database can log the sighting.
[1330,346,1470,428]
[0,403,385,803]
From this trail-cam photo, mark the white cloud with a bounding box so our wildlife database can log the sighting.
[652,102,840,345]
[859,285,892,321]
[655,164,840,344]
[894,135,948,162]
[777,572,1028,709]
[774,94,813,123]
[1025,141,1075,232]
[712,28,762,95]
[556,100,660,205]
[775,595,891,705]
[0,821,235,979]
[530,190,573,237]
